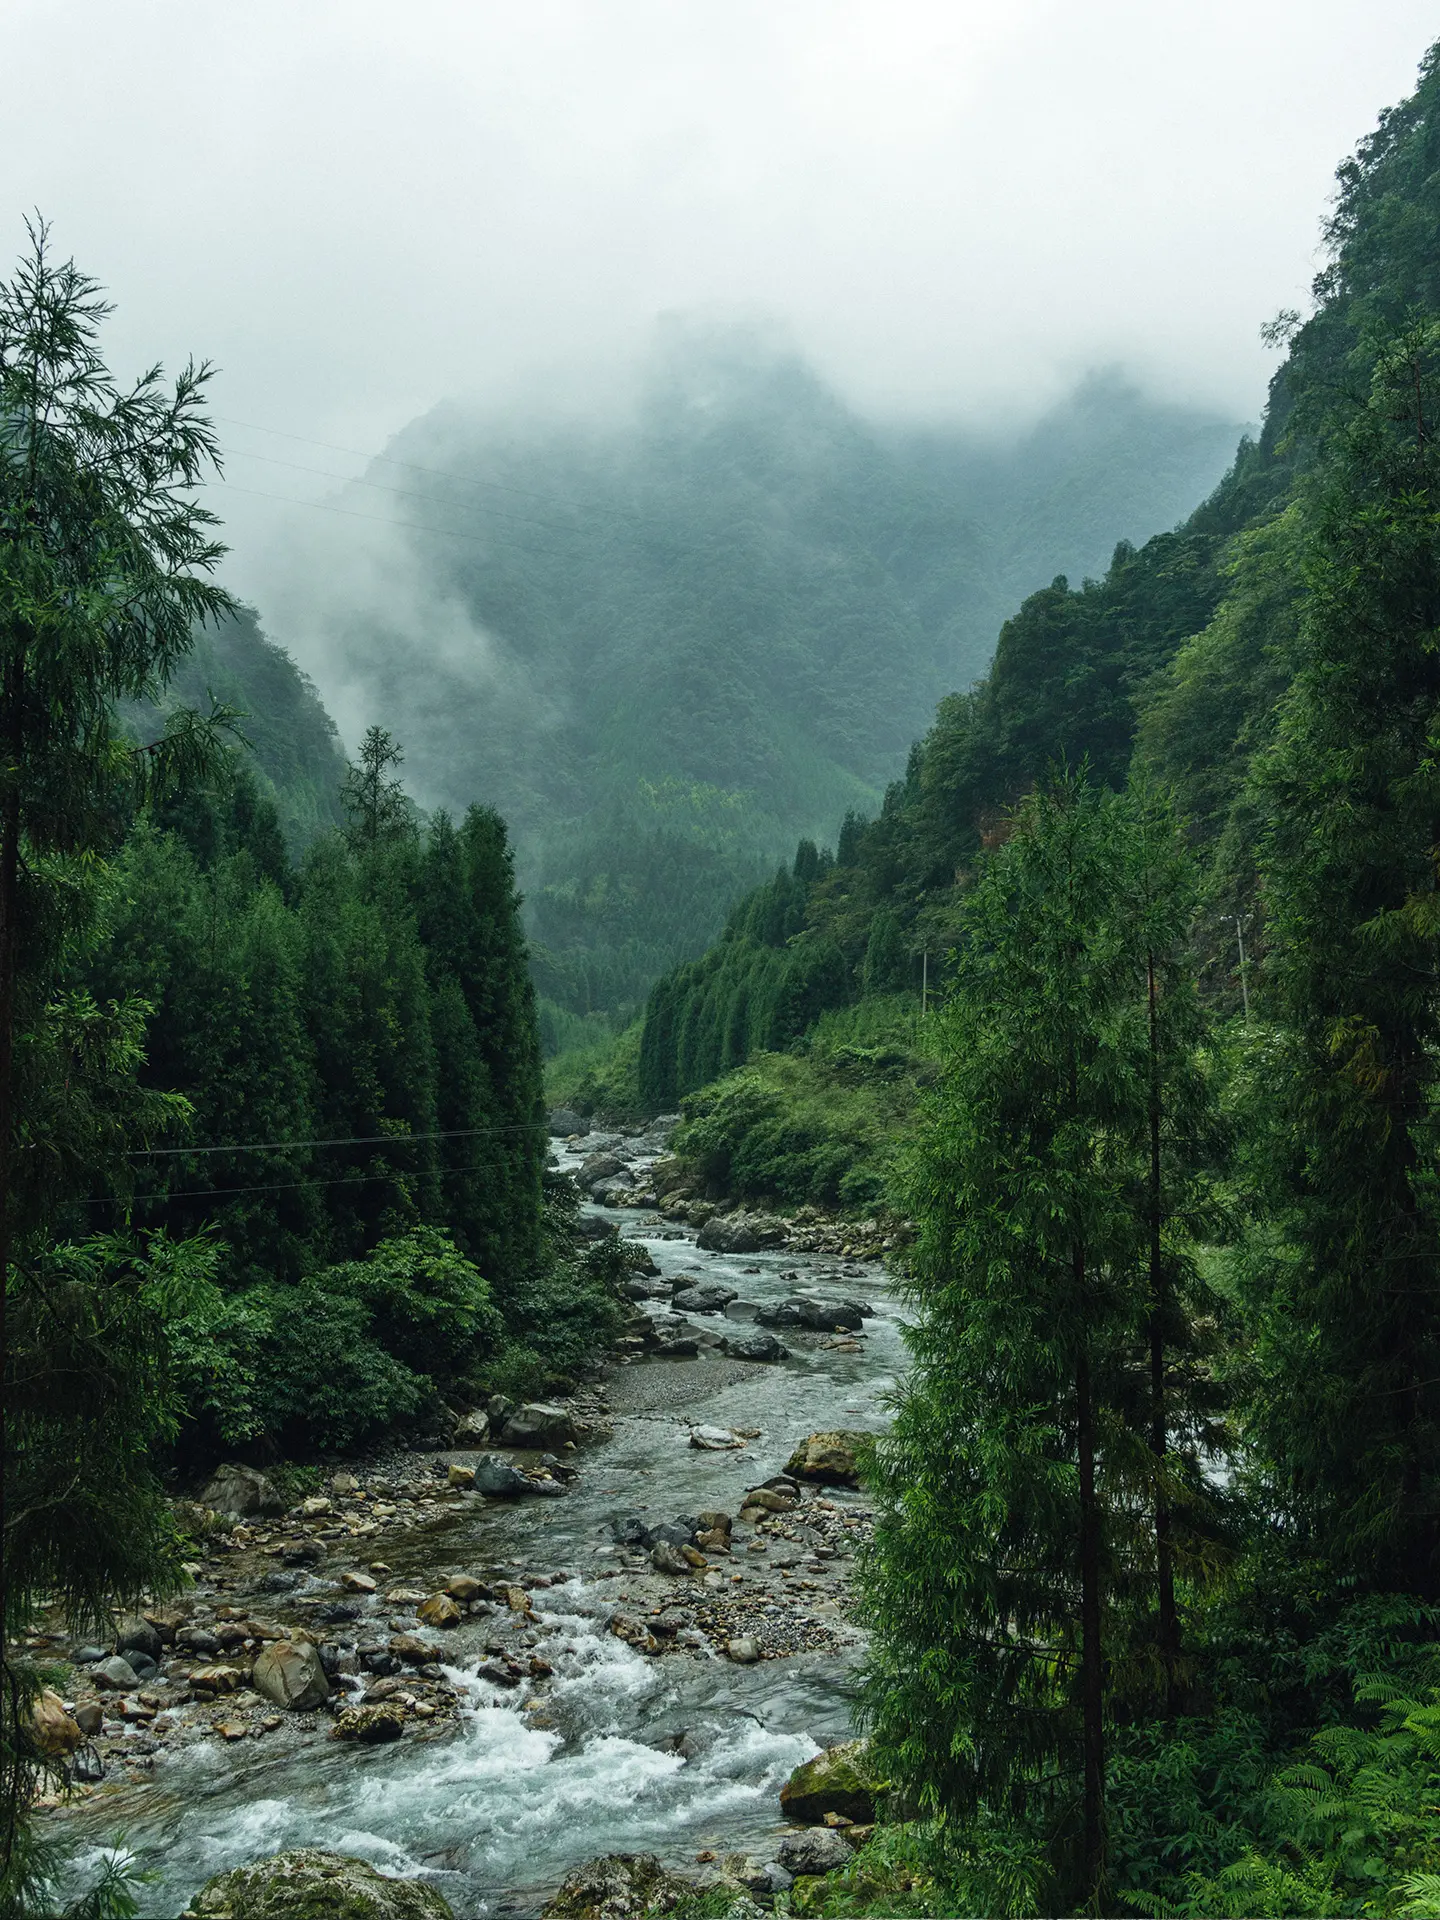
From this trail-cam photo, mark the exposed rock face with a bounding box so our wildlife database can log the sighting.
[784,1431,875,1487]
[695,1213,786,1255]
[500,1403,578,1448]
[251,1641,330,1712]
[541,1852,692,1920]
[183,1850,451,1920]
[779,1740,883,1825]
[200,1463,283,1518]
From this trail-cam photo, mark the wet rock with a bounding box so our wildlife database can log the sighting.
[689,1426,744,1451]
[177,1627,221,1656]
[28,1688,82,1757]
[500,1403,578,1448]
[473,1455,531,1497]
[444,1575,490,1602]
[389,1635,443,1667]
[611,1513,652,1547]
[282,1542,324,1567]
[785,1430,875,1486]
[91,1655,140,1692]
[115,1614,162,1662]
[649,1542,690,1575]
[608,1614,661,1655]
[577,1153,627,1186]
[574,1215,619,1244]
[73,1702,104,1737]
[695,1212,786,1255]
[780,1740,883,1825]
[200,1463,283,1519]
[71,1747,105,1783]
[416,1593,462,1629]
[71,1645,108,1665]
[332,1704,405,1744]
[181,1849,451,1920]
[452,1408,490,1444]
[252,1641,330,1712]
[776,1827,851,1876]
[446,1464,476,1490]
[739,1488,797,1514]
[726,1637,761,1664]
[340,1571,377,1594]
[190,1664,249,1695]
[669,1281,737,1315]
[541,1852,692,1920]
[722,1330,788,1363]
[549,1109,590,1137]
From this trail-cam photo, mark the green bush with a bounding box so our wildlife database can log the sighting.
[320,1225,502,1382]
[246,1279,425,1451]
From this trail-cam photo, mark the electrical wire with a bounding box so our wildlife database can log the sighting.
[127,1121,551,1160]
[79,1150,569,1208]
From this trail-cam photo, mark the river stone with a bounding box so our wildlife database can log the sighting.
[252,1640,330,1712]
[114,1613,162,1662]
[447,1464,476,1489]
[689,1426,744,1450]
[177,1626,221,1655]
[549,1109,590,1137]
[650,1542,690,1575]
[500,1403,578,1448]
[453,1408,490,1443]
[340,1571,377,1593]
[669,1281,738,1315]
[775,1827,851,1876]
[695,1212,787,1255]
[578,1152,627,1186]
[333,1704,405,1744]
[784,1430,876,1487]
[722,1329,788,1362]
[91,1655,140,1692]
[183,1850,451,1920]
[29,1688,82,1757]
[541,1852,692,1920]
[780,1740,883,1825]
[200,1463,283,1519]
[473,1455,531,1497]
[389,1634,443,1666]
[444,1575,489,1602]
[417,1593,462,1629]
[740,1488,797,1513]
[726,1636,761,1664]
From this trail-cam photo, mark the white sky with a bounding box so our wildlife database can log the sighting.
[5,0,1436,603]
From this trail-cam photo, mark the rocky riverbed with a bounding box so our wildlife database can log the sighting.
[35,1121,907,1918]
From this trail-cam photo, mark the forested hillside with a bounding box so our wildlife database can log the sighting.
[306,330,1242,1030]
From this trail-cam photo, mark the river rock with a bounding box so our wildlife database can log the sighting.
[176,1626,221,1656]
[190,1664,249,1694]
[549,1109,590,1138]
[689,1426,744,1451]
[578,1153,627,1186]
[333,1705,405,1744]
[28,1688,82,1757]
[726,1637,761,1664]
[650,1542,690,1575]
[776,1827,851,1876]
[780,1740,883,1825]
[472,1455,532,1497]
[340,1571,377,1593]
[200,1463,283,1519]
[669,1281,738,1315]
[453,1408,490,1443]
[444,1575,490,1602]
[722,1330,788,1362]
[695,1212,786,1255]
[417,1593,462,1629]
[252,1641,330,1712]
[755,1297,864,1332]
[114,1613,162,1661]
[784,1431,875,1486]
[183,1850,452,1920]
[500,1403,578,1448]
[91,1655,140,1692]
[541,1852,692,1920]
[389,1634,443,1666]
[739,1488,796,1513]
[447,1464,476,1489]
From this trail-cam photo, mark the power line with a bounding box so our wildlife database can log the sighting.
[80,1150,565,1208]
[127,1121,551,1160]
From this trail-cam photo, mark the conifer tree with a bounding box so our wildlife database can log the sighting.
[1250,321,1440,1591]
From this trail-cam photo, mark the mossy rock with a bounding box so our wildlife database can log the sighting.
[783,1431,875,1487]
[542,1852,692,1919]
[183,1850,453,1920]
[779,1740,885,1824]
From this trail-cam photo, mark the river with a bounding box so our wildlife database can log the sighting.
[53,1150,905,1917]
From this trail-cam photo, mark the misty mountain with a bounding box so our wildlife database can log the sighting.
[304,325,1244,1025]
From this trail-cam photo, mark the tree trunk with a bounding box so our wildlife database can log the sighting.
[1148,950,1179,1707]
[1075,1264,1106,1904]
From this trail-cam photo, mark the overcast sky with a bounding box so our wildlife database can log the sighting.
[5,0,1436,602]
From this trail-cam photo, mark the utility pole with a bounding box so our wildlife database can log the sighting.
[1226,914,1252,1019]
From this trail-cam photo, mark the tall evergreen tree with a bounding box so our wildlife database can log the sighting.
[1249,321,1440,1592]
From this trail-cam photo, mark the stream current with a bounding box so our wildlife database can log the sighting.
[58,1161,905,1917]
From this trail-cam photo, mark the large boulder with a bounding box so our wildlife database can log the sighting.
[722,1330,788,1363]
[500,1402,578,1448]
[696,1212,787,1255]
[755,1298,864,1332]
[183,1851,451,1920]
[29,1688,82,1758]
[114,1613,162,1662]
[452,1408,490,1444]
[252,1640,330,1712]
[775,1827,851,1877]
[549,1109,590,1138]
[784,1431,875,1487]
[541,1853,692,1920]
[779,1740,884,1825]
[578,1153,627,1186]
[200,1463,283,1518]
[670,1281,738,1315]
[472,1455,532,1497]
